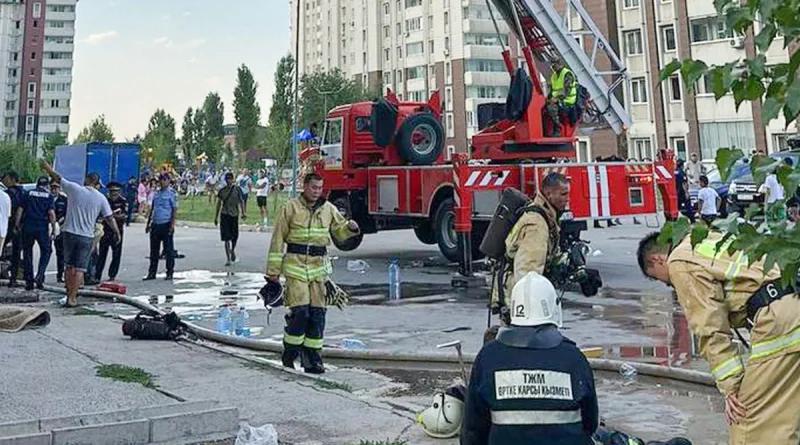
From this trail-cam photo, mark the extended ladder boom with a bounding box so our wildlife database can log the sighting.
[491,0,632,135]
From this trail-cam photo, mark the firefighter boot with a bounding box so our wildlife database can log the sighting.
[301,306,326,374]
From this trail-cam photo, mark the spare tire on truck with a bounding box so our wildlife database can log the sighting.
[397,113,444,165]
[331,196,363,252]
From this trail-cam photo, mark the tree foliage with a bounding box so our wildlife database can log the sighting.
[658,0,800,287]
[143,109,177,165]
[40,129,67,164]
[299,68,370,130]
[233,64,262,156]
[0,141,40,181]
[74,115,115,143]
[269,55,295,128]
[181,107,198,163]
[200,92,225,163]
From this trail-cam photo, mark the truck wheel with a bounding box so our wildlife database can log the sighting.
[397,113,444,165]
[434,198,461,263]
[413,221,437,245]
[332,197,363,252]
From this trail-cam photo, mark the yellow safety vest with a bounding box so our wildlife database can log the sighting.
[550,67,577,106]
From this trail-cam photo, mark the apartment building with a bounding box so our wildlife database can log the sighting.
[0,0,76,155]
[616,0,798,161]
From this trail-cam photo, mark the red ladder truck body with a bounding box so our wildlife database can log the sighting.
[299,0,679,277]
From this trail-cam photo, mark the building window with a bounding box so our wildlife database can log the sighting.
[662,25,676,51]
[407,65,425,79]
[445,37,451,52]
[428,15,433,30]
[624,30,643,56]
[396,0,401,12]
[396,22,401,36]
[383,25,390,38]
[699,121,755,160]
[670,75,682,101]
[384,48,390,61]
[576,140,591,162]
[631,138,653,160]
[773,134,791,151]
[623,0,640,7]
[27,99,34,112]
[9,69,17,77]
[428,40,434,54]
[630,77,647,103]
[695,75,714,95]
[465,59,507,72]
[445,87,453,110]
[466,86,509,98]
[12,52,18,61]
[670,137,687,160]
[464,33,509,46]
[30,68,35,76]
[15,21,20,29]
[405,17,421,32]
[405,0,421,6]
[33,20,38,28]
[5,101,15,111]
[445,61,452,83]
[28,82,35,95]
[383,2,389,15]
[406,42,424,55]
[33,2,42,18]
[397,46,402,58]
[4,118,14,128]
[446,112,454,138]
[396,69,403,83]
[25,115,34,130]
[466,110,474,127]
[30,52,36,61]
[690,17,732,43]
[383,71,391,85]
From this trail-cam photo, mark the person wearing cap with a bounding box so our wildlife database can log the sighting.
[15,176,56,290]
[39,161,120,307]
[461,271,598,445]
[144,173,178,281]
[2,171,24,286]
[51,181,68,283]
[94,181,127,282]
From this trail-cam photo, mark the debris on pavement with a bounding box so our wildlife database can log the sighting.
[235,422,279,445]
[619,363,638,385]
[347,259,371,273]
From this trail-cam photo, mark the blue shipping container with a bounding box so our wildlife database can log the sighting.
[54,143,141,190]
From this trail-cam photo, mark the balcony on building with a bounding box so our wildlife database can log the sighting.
[46,11,76,21]
[44,26,75,38]
[42,58,74,69]
[43,42,75,53]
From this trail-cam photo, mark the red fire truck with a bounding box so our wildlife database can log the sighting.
[299,0,679,276]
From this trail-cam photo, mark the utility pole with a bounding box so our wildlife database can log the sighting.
[291,0,301,197]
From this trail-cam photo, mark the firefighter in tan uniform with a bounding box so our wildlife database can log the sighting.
[491,173,570,318]
[267,173,359,374]
[638,231,800,445]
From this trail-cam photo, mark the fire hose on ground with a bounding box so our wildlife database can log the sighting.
[13,281,715,388]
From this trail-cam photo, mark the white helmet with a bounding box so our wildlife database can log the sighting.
[417,385,465,439]
[510,272,562,327]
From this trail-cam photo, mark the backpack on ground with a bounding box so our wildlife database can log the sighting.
[122,310,192,341]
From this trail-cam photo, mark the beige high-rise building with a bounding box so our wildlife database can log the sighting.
[0,0,76,155]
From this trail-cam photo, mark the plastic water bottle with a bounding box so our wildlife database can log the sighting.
[216,306,232,335]
[232,306,242,336]
[620,362,638,385]
[239,307,251,338]
[342,338,366,350]
[388,260,401,300]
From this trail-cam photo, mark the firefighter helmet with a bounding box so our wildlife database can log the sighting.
[325,279,350,310]
[510,271,562,327]
[258,279,284,309]
[417,384,465,439]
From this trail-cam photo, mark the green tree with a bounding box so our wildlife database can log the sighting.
[658,0,800,286]
[40,129,67,163]
[74,115,115,143]
[143,109,177,165]
[265,122,292,168]
[269,55,294,128]
[233,64,262,156]
[299,68,370,130]
[202,92,225,138]
[0,141,39,181]
[181,107,198,162]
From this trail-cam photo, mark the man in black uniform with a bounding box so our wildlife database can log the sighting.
[51,181,68,283]
[16,176,56,290]
[461,271,598,445]
[3,171,24,286]
[95,182,127,282]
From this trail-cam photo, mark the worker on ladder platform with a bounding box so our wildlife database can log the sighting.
[638,231,800,445]
[267,173,360,374]
[462,271,598,444]
[547,59,578,137]
[491,173,569,322]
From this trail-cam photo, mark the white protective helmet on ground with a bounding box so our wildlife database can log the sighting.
[417,385,465,439]
[510,271,562,327]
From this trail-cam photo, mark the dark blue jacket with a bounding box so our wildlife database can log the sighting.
[20,187,54,231]
[461,325,598,445]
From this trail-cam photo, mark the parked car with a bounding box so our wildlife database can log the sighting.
[688,161,751,217]
[728,150,800,214]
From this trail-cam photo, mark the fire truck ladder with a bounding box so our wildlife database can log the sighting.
[491,0,632,135]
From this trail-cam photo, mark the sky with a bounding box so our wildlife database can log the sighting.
[70,0,290,141]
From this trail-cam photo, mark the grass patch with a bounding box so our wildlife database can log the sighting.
[176,192,289,224]
[95,364,156,388]
[356,441,408,445]
[72,307,113,318]
[315,379,354,393]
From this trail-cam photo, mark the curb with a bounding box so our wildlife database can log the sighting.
[0,402,239,445]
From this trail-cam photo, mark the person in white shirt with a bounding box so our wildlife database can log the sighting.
[255,169,270,226]
[685,153,706,188]
[236,169,253,215]
[696,175,720,224]
[763,157,791,222]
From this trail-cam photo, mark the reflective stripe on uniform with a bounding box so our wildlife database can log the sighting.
[283,333,305,346]
[710,355,745,381]
[268,253,283,266]
[303,337,324,349]
[750,324,800,361]
[694,238,749,283]
[283,263,330,281]
[490,409,581,425]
